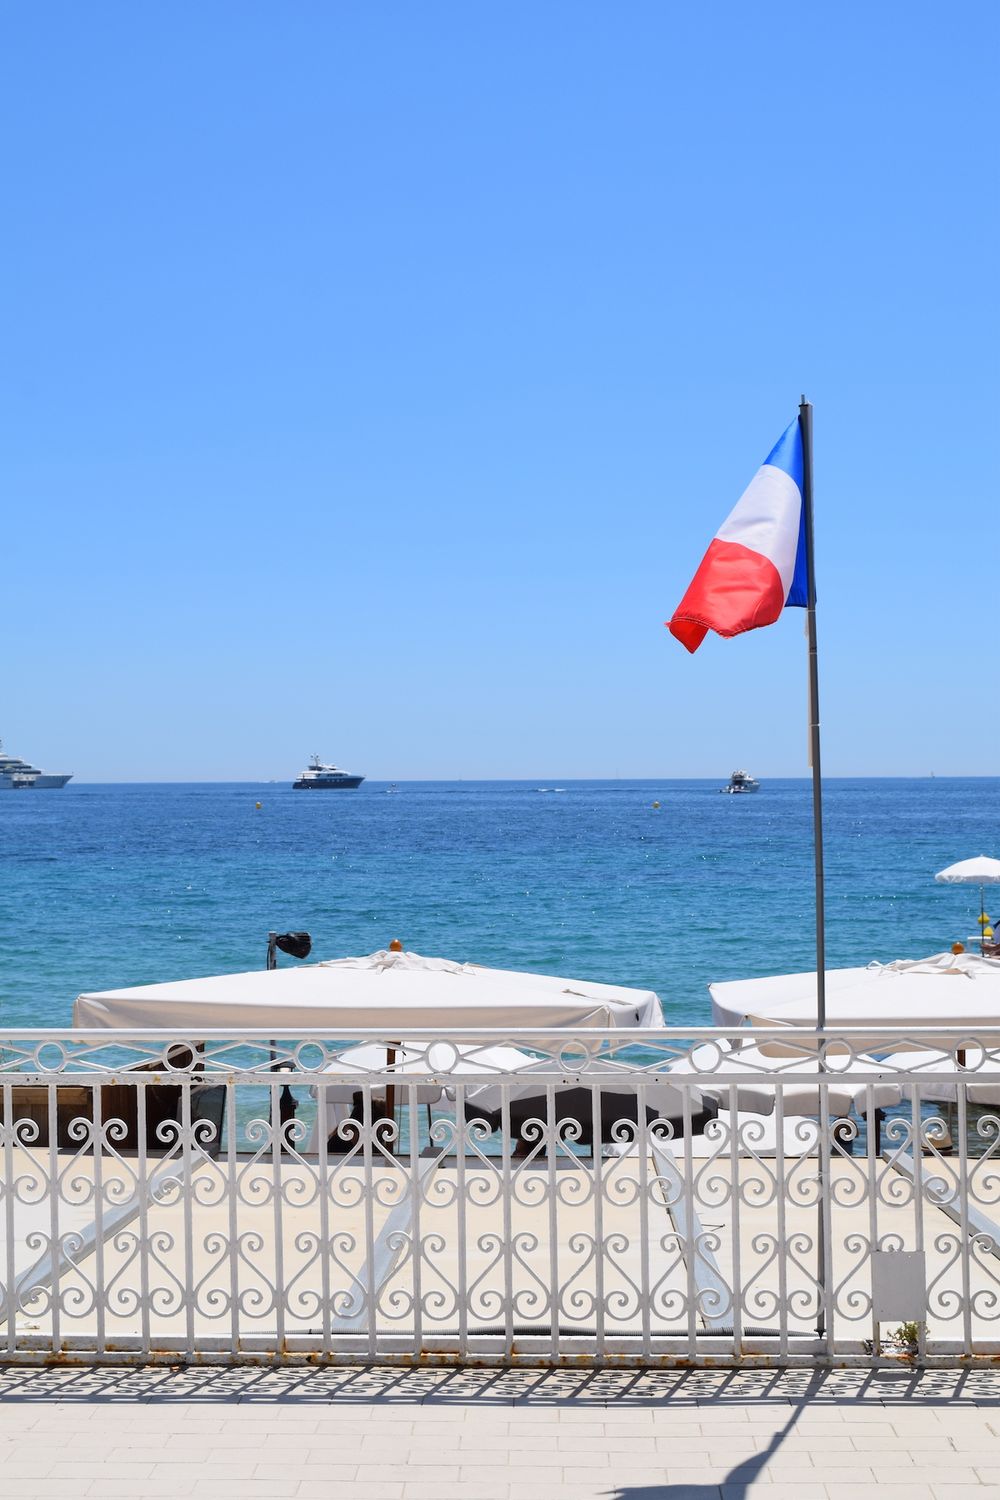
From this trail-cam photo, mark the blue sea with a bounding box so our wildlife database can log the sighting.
[1,779,997,1031]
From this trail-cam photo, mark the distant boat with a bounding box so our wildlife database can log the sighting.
[721,769,760,794]
[293,755,365,790]
[0,740,72,790]
[385,783,399,794]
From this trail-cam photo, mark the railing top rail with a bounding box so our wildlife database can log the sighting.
[6,1025,1000,1042]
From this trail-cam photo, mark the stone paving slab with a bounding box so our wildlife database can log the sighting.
[3,1366,1000,1496]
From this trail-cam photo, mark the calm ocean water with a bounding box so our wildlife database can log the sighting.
[1,779,998,1031]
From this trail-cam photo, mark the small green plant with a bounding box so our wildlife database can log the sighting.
[894,1321,920,1348]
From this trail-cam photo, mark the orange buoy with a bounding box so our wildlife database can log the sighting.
[389,938,403,952]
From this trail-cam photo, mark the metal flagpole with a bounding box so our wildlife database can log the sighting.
[800,396,825,1023]
[800,395,830,1342]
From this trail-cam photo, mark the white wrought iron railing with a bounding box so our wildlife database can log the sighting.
[2,1026,1000,1366]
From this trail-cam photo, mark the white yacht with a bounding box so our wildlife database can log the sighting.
[0,741,72,790]
[293,755,365,790]
[722,769,760,794]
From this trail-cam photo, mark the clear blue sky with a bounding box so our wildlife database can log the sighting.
[3,2,997,780]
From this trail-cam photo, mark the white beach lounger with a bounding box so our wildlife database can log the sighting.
[875,1047,1000,1106]
[667,1040,903,1118]
[461,1057,718,1146]
[309,1041,542,1150]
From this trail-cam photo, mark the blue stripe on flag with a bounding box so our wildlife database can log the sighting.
[764,416,808,608]
[786,497,808,607]
[763,416,803,492]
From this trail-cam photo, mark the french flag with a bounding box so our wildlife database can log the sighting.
[668,417,808,653]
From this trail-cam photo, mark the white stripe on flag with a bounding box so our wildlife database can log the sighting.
[716,463,802,598]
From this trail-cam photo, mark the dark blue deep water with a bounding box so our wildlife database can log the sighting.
[1,779,998,1029]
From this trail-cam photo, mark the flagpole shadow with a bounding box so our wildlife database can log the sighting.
[598,1398,802,1498]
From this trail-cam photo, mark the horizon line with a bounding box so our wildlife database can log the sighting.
[45,774,996,785]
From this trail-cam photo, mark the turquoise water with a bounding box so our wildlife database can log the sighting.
[1,778,998,1030]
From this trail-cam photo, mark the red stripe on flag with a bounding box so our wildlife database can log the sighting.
[667,538,786,654]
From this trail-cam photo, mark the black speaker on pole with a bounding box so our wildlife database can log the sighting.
[264,931,313,1130]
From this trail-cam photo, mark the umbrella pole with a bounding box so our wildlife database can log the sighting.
[385,1046,397,1148]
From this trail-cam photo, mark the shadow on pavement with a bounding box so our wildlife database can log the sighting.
[0,1361,995,1406]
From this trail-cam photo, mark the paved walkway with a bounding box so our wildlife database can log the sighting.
[1,1364,1000,1497]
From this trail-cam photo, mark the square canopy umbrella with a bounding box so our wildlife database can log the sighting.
[709,952,1000,1036]
[73,948,666,1033]
[73,949,666,1155]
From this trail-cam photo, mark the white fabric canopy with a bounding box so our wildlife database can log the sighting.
[935,856,1000,885]
[73,949,665,1032]
[710,952,1000,1031]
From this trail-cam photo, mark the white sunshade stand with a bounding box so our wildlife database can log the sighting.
[709,952,1000,1034]
[72,948,666,1034]
[935,856,1000,950]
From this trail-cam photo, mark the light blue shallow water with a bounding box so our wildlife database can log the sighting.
[1,779,998,1030]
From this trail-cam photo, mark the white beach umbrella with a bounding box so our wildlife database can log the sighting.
[934,855,1000,888]
[935,856,1000,948]
[710,952,1000,1032]
[73,948,665,1032]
